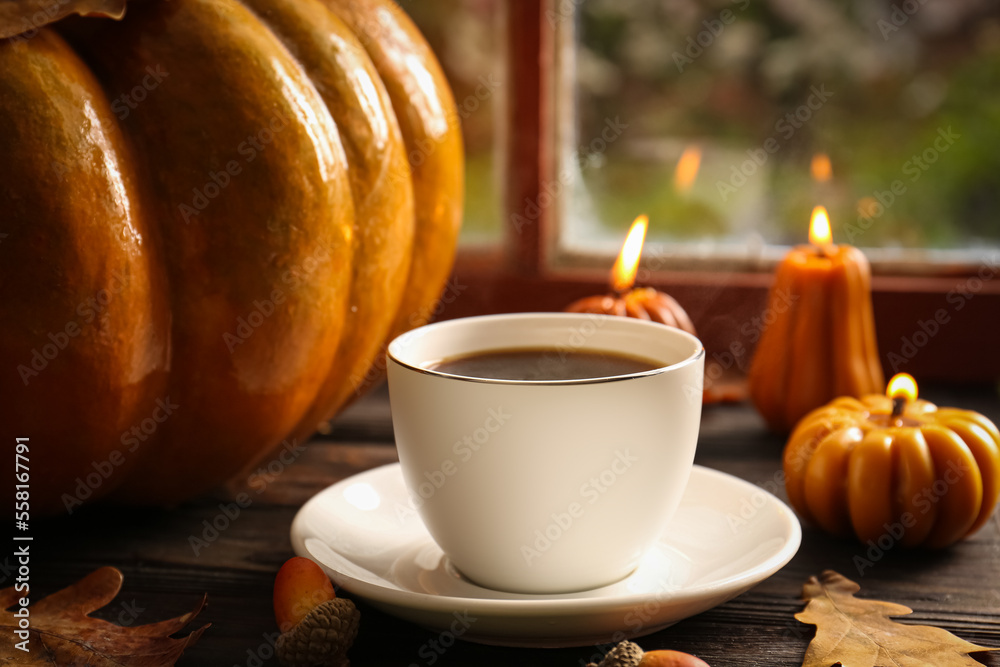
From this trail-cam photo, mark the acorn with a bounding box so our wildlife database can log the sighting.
[273,556,360,667]
[587,640,645,667]
[587,641,712,667]
[275,597,360,667]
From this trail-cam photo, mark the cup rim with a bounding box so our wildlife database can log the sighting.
[387,312,705,386]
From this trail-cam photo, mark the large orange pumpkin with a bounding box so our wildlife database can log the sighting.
[0,0,463,513]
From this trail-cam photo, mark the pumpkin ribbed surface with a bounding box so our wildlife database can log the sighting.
[784,395,1000,548]
[0,0,462,512]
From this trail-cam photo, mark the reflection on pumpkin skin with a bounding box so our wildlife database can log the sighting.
[0,0,462,513]
[0,29,169,514]
[243,0,416,437]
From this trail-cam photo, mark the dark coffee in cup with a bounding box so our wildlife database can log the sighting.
[427,347,660,381]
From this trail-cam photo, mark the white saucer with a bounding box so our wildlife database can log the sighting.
[290,463,801,648]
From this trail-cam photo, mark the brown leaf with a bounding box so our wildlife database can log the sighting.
[0,0,127,40]
[795,570,998,667]
[0,566,209,666]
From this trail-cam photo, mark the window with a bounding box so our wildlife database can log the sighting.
[403,0,504,245]
[555,0,1000,273]
[417,0,1000,381]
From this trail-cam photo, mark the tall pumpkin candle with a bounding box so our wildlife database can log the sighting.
[748,206,884,432]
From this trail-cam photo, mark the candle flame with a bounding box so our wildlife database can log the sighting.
[611,214,648,293]
[857,196,879,219]
[886,373,918,402]
[811,153,833,182]
[809,206,832,246]
[674,145,702,193]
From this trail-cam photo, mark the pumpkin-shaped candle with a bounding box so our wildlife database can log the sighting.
[784,373,1000,548]
[748,206,884,432]
[565,215,696,335]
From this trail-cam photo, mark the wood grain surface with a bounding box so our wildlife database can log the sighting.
[20,384,1000,666]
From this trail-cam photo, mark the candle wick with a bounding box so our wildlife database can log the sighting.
[891,396,905,418]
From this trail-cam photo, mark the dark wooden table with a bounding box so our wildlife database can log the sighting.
[22,383,1000,666]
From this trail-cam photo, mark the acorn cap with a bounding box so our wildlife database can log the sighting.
[586,640,644,667]
[276,597,360,667]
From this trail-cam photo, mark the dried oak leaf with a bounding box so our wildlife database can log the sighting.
[796,570,997,667]
[0,566,209,666]
[0,0,126,39]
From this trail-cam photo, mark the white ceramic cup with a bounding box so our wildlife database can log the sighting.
[386,312,704,594]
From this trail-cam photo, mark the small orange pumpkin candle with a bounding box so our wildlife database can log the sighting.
[565,215,696,335]
[748,206,884,432]
[783,373,1000,548]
